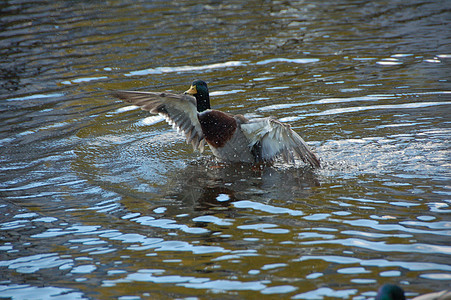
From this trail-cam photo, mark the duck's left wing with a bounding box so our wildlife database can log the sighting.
[112,91,205,151]
[241,118,321,168]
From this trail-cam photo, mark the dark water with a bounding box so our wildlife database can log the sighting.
[1,0,450,299]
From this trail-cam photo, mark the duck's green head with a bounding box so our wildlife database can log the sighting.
[376,284,406,300]
[185,79,211,112]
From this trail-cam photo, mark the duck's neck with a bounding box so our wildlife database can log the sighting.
[195,92,210,112]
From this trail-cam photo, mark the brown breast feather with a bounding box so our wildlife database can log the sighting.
[198,110,237,148]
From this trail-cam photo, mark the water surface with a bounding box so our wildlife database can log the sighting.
[1,0,450,299]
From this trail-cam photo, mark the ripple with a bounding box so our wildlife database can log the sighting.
[256,58,319,65]
[179,279,267,291]
[213,250,258,262]
[298,255,451,272]
[122,57,319,78]
[238,223,290,234]
[420,273,451,280]
[31,225,101,238]
[376,58,403,65]
[131,216,209,234]
[302,238,451,255]
[303,213,330,221]
[104,231,226,254]
[69,238,107,246]
[261,263,288,270]
[261,285,297,294]
[293,287,358,299]
[0,284,85,300]
[233,200,303,216]
[306,272,323,279]
[0,253,73,274]
[61,76,109,85]
[341,219,451,236]
[5,93,65,102]
[210,89,245,96]
[351,278,377,284]
[71,264,97,274]
[192,215,234,226]
[104,269,268,292]
[380,270,401,277]
[308,101,451,117]
[337,267,370,274]
[0,219,29,230]
[124,61,247,76]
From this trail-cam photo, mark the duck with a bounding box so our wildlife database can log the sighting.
[376,284,451,300]
[376,284,406,300]
[112,80,321,168]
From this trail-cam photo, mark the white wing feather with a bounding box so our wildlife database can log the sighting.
[241,118,320,167]
[112,91,205,152]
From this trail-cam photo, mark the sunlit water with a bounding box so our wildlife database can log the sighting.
[1,1,450,299]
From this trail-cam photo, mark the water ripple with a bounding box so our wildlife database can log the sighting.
[103,268,268,292]
[0,253,72,274]
[233,200,303,216]
[0,284,85,300]
[298,255,451,272]
[124,61,248,76]
[293,287,358,299]
[301,238,451,255]
[1,0,450,298]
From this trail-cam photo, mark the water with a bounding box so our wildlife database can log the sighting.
[1,0,450,299]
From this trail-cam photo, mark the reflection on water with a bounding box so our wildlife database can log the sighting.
[1,0,450,299]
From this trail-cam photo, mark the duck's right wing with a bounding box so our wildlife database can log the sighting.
[112,91,205,151]
[241,118,321,168]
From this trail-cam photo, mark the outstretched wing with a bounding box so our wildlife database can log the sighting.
[241,118,320,168]
[112,91,205,151]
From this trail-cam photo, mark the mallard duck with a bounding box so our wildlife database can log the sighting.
[376,284,406,300]
[112,80,320,168]
[376,284,451,300]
